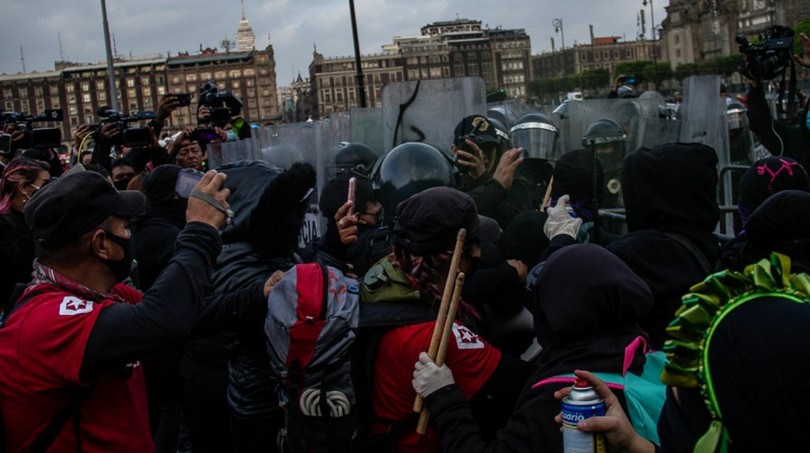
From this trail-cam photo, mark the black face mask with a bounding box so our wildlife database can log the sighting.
[113,178,133,191]
[103,230,133,282]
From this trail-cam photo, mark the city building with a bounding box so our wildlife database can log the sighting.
[660,0,807,68]
[0,10,277,146]
[278,73,314,123]
[309,19,531,118]
[531,36,658,80]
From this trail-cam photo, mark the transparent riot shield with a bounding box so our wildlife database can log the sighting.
[638,117,684,150]
[564,99,642,209]
[562,99,642,155]
[207,138,260,170]
[678,75,734,235]
[382,77,487,153]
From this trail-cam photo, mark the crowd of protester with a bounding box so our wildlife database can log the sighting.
[0,32,808,453]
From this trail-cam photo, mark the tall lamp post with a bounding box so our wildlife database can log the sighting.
[348,0,367,108]
[643,0,657,72]
[552,18,566,80]
[100,0,118,111]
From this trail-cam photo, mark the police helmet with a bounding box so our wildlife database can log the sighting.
[510,112,560,161]
[581,118,626,148]
[487,116,512,154]
[334,141,378,177]
[373,142,455,225]
[726,102,748,131]
[487,106,518,130]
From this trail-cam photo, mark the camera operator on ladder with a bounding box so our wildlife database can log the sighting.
[745,31,810,169]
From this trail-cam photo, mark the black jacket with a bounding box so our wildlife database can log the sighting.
[425,244,653,453]
[607,144,721,348]
[0,210,35,311]
[746,85,810,169]
[206,160,315,418]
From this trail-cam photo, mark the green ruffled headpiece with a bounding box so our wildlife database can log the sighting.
[661,252,810,453]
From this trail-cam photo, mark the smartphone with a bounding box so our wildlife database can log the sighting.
[175,168,204,198]
[347,177,356,216]
[174,93,193,107]
[0,134,11,155]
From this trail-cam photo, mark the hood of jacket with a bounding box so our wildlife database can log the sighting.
[533,243,652,346]
[621,143,719,235]
[218,160,316,258]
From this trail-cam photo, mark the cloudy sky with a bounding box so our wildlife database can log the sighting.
[0,0,667,85]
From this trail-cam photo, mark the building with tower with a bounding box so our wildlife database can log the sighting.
[236,0,256,52]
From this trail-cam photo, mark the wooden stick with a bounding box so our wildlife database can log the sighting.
[541,175,554,210]
[412,228,466,414]
[416,272,465,435]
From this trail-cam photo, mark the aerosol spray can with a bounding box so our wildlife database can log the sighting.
[562,378,607,453]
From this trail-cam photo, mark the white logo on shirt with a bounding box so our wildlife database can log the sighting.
[452,324,484,350]
[59,296,94,316]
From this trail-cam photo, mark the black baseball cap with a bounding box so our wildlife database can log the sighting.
[453,115,500,145]
[26,170,146,249]
[393,187,480,256]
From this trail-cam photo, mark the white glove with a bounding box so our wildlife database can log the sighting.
[412,352,455,398]
[543,195,583,240]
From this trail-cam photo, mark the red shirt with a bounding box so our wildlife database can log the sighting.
[0,283,152,453]
[372,320,501,453]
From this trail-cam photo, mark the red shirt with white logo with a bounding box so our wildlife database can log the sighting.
[0,283,151,453]
[371,320,501,453]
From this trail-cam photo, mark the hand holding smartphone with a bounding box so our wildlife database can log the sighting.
[347,177,356,216]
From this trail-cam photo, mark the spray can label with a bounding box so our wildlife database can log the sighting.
[562,396,606,453]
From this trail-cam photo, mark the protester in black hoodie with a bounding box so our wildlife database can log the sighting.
[606,143,720,348]
[132,164,186,290]
[568,191,810,453]
[204,160,315,453]
[412,244,653,453]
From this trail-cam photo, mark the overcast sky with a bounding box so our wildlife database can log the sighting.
[0,0,668,85]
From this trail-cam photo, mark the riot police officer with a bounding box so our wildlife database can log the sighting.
[581,118,627,208]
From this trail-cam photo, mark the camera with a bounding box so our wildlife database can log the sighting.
[198,82,242,127]
[174,93,193,107]
[453,134,486,174]
[95,107,157,147]
[1,109,64,150]
[736,26,795,80]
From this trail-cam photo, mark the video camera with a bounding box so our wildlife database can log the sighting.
[736,25,795,80]
[198,81,243,127]
[95,106,156,148]
[1,109,64,151]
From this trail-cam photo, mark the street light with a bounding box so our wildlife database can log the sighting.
[552,18,566,78]
[643,0,657,71]
[348,0,367,108]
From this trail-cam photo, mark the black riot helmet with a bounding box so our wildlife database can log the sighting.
[373,142,455,225]
[487,116,512,155]
[582,118,627,207]
[334,141,378,177]
[510,112,560,161]
[486,106,518,130]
